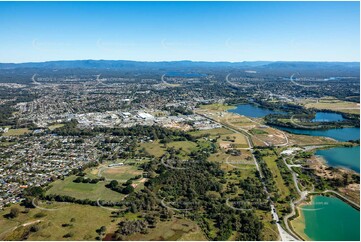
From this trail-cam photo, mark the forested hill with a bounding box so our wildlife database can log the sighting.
[0,60,359,84]
[0,60,358,71]
[0,60,270,70]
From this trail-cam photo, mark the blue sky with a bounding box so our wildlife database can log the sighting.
[0,1,359,63]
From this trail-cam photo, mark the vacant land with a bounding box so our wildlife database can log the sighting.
[209,151,256,174]
[250,128,268,135]
[0,141,15,147]
[287,133,339,146]
[125,217,207,241]
[255,210,280,241]
[226,150,254,163]
[251,126,287,147]
[101,165,143,181]
[2,128,30,136]
[0,203,117,241]
[219,133,249,148]
[219,155,276,241]
[46,176,123,202]
[263,155,290,201]
[200,103,236,111]
[47,124,65,130]
[208,151,229,163]
[46,158,147,201]
[188,127,233,138]
[300,97,360,114]
[168,140,198,153]
[196,108,288,147]
[139,141,166,158]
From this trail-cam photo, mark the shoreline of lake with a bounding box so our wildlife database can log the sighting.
[229,104,359,141]
[274,125,360,142]
[228,103,285,118]
[314,146,360,173]
[291,195,360,241]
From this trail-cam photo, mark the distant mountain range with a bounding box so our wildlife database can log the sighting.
[0,60,359,70]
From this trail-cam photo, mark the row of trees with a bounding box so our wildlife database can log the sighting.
[253,150,279,201]
[73,176,104,184]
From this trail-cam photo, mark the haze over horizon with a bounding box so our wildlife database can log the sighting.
[0,1,359,63]
[1,59,360,65]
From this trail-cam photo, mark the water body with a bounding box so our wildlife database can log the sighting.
[312,112,345,122]
[276,126,360,142]
[297,196,360,241]
[228,104,284,118]
[315,146,360,173]
[166,72,206,77]
[228,104,359,141]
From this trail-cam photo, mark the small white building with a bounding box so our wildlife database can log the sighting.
[280,147,302,156]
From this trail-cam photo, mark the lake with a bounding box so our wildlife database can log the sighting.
[295,196,360,241]
[228,104,284,118]
[315,146,360,173]
[228,104,360,141]
[275,126,360,142]
[312,112,345,122]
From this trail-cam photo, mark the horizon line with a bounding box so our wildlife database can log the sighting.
[1,59,360,64]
